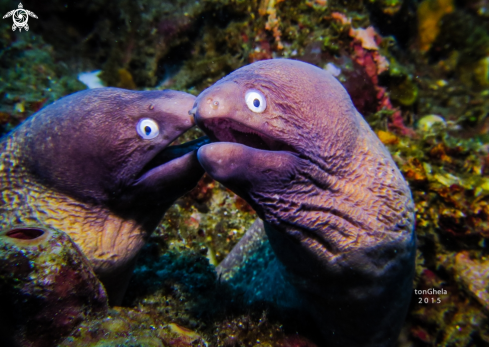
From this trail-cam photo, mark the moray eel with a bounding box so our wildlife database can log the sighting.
[0,88,206,304]
[192,59,416,346]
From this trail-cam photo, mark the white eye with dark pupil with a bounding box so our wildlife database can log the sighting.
[137,118,159,140]
[245,89,266,113]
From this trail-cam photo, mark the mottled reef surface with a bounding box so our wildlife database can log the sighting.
[1,0,489,346]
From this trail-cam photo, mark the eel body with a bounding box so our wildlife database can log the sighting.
[0,87,205,303]
[192,59,416,346]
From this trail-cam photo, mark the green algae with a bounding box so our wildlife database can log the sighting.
[379,128,489,345]
[0,34,85,135]
[430,11,489,66]
[1,0,489,346]
[158,175,256,265]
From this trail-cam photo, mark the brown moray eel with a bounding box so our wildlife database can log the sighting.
[0,87,206,304]
[192,59,416,346]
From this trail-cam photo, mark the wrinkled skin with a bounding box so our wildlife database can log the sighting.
[193,59,416,346]
[0,88,205,304]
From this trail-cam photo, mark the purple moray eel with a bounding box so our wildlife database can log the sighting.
[0,88,206,304]
[192,59,416,346]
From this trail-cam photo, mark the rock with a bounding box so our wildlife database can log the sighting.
[454,251,489,311]
[416,114,446,132]
[0,225,108,347]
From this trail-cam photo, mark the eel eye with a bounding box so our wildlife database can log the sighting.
[245,89,266,113]
[137,118,160,140]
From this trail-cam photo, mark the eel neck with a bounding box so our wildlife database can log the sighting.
[1,136,147,278]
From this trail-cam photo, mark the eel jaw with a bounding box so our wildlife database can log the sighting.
[129,136,209,205]
[135,136,210,183]
[197,117,296,153]
[195,117,304,205]
[194,113,303,188]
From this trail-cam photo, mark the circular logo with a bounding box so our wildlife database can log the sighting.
[12,9,27,27]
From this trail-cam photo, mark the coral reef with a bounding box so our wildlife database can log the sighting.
[1,0,489,345]
[158,174,257,265]
[417,0,454,52]
[60,306,209,347]
[378,128,489,345]
[61,248,315,347]
[0,33,85,136]
[0,225,108,347]
[454,252,489,310]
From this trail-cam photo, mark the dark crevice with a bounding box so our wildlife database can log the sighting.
[137,136,209,180]
[365,0,418,49]
[6,228,44,240]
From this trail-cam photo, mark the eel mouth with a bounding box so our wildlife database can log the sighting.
[198,118,295,153]
[137,136,210,180]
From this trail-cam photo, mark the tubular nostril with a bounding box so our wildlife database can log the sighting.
[206,98,220,110]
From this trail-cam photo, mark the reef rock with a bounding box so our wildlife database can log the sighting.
[0,225,108,347]
[454,251,489,311]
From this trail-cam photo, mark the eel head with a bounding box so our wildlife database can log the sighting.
[6,87,208,304]
[192,59,415,273]
[21,88,206,228]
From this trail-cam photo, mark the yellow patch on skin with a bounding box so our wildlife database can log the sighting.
[0,136,145,277]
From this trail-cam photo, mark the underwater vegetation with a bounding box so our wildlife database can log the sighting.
[0,225,107,347]
[0,0,489,346]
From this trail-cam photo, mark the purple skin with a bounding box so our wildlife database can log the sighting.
[192,59,416,346]
[1,88,205,304]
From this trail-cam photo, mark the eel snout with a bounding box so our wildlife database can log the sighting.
[151,89,197,131]
[192,81,297,156]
